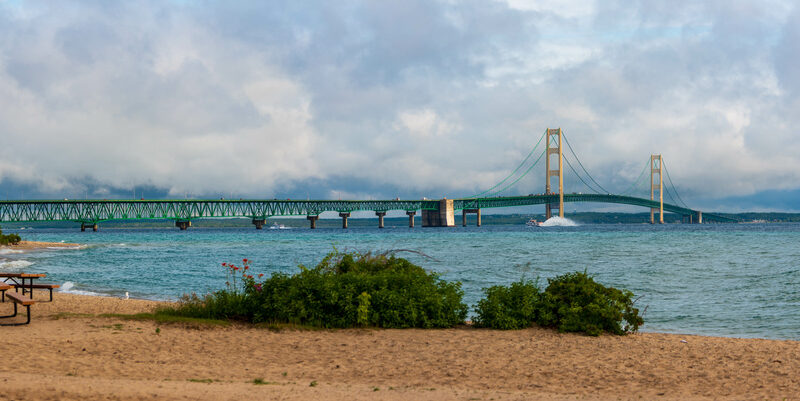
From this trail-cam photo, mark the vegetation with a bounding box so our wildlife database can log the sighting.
[474,271,643,336]
[0,225,22,245]
[160,250,642,335]
[160,251,469,329]
[473,279,541,330]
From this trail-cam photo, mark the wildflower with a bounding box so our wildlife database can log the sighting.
[233,267,239,271]
[254,284,262,292]
[258,273,264,278]
[222,262,227,267]
[243,258,248,263]
[244,265,249,270]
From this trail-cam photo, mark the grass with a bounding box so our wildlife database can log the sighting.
[252,378,279,385]
[187,378,214,384]
[254,322,328,332]
[48,310,230,328]
[98,313,230,328]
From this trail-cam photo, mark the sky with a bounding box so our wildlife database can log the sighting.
[0,0,798,212]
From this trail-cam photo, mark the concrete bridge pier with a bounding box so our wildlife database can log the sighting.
[375,211,386,228]
[307,215,319,229]
[339,212,351,229]
[406,211,416,227]
[696,211,703,224]
[80,223,98,232]
[175,220,191,230]
[422,199,455,227]
[462,208,481,227]
[252,219,266,229]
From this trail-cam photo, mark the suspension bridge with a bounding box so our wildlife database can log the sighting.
[0,128,735,230]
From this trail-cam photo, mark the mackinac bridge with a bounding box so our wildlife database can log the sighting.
[0,128,736,231]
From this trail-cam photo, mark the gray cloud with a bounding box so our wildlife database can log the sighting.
[0,0,798,210]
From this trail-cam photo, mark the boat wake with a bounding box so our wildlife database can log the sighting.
[538,216,579,227]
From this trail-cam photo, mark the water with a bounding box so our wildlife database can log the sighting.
[3,222,799,340]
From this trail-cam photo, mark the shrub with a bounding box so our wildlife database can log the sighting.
[473,279,540,329]
[0,226,22,245]
[537,271,643,336]
[162,251,468,329]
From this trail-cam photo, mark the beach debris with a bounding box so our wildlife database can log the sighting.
[680,340,688,343]
[125,291,129,300]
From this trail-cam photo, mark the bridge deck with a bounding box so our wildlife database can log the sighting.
[0,194,734,223]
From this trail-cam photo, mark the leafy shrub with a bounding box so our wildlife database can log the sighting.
[473,272,643,336]
[537,271,643,336]
[473,279,540,329]
[0,226,22,245]
[162,251,468,329]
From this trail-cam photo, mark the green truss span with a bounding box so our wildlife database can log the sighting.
[0,195,733,224]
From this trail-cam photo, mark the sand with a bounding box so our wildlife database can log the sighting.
[0,292,797,400]
[1,240,82,251]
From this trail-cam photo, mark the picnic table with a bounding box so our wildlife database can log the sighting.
[1,280,36,325]
[0,272,47,297]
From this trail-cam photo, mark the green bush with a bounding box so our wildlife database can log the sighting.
[162,251,468,329]
[474,272,643,336]
[0,226,22,245]
[537,271,643,336]
[473,279,540,329]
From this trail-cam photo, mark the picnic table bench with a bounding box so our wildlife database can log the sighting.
[1,282,36,326]
[0,272,59,301]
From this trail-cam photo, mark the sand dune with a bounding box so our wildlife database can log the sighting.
[0,291,797,400]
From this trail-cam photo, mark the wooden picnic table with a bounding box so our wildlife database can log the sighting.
[0,273,47,297]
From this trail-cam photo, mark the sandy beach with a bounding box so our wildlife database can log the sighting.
[0,291,796,400]
[1,240,82,251]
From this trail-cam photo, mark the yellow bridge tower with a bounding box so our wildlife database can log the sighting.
[650,154,664,224]
[545,128,564,219]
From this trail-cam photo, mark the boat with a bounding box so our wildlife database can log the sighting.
[269,223,287,230]
[526,218,543,227]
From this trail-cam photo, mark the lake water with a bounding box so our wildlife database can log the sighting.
[3,222,799,340]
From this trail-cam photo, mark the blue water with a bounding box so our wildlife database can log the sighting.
[3,223,799,340]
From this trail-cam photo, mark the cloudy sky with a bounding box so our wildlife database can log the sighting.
[1,0,798,212]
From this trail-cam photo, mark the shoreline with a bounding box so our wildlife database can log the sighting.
[1,291,797,400]
[1,240,82,251]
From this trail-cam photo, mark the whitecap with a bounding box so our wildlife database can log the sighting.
[58,281,106,297]
[0,249,23,255]
[539,216,579,227]
[0,260,34,270]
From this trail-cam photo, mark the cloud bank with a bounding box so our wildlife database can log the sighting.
[0,0,798,210]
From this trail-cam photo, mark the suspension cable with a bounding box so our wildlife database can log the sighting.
[618,160,649,196]
[662,160,690,209]
[562,132,610,193]
[484,147,547,197]
[467,130,547,199]
[563,154,603,193]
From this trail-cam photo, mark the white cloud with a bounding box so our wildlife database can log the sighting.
[0,0,799,209]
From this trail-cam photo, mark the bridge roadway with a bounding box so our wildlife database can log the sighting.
[0,194,732,228]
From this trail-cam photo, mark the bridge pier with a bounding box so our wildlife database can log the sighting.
[252,219,266,229]
[307,215,319,229]
[422,199,455,227]
[80,223,98,232]
[462,208,481,227]
[339,212,351,229]
[696,211,702,224]
[406,211,416,227]
[375,211,386,228]
[175,220,191,230]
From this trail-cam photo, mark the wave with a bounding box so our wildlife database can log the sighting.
[0,249,24,255]
[0,260,34,270]
[46,245,87,250]
[59,281,106,297]
[539,216,579,227]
